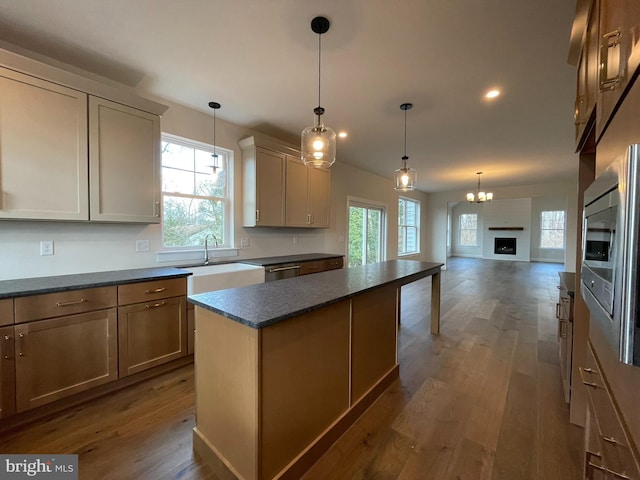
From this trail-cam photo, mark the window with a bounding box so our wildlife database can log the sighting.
[161,134,230,248]
[540,210,565,249]
[398,197,420,255]
[459,213,478,246]
[347,199,386,267]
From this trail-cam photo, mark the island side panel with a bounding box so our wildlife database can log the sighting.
[193,307,259,480]
[260,300,351,480]
[351,283,399,404]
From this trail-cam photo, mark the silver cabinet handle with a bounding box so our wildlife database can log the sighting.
[145,301,166,309]
[267,265,300,273]
[600,29,623,91]
[556,303,562,319]
[583,367,599,374]
[601,435,619,445]
[145,287,166,294]
[256,210,260,223]
[56,298,87,307]
[3,334,11,360]
[18,333,24,357]
[154,201,160,217]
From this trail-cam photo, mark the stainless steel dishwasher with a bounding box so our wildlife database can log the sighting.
[264,263,300,281]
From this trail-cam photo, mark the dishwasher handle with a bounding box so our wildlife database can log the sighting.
[266,265,301,273]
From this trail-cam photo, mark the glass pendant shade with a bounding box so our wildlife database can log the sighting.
[302,16,336,169]
[394,164,417,191]
[393,103,417,191]
[302,121,336,168]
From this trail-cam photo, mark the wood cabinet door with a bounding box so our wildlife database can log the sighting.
[596,0,631,140]
[308,166,330,227]
[0,325,16,418]
[285,156,309,227]
[255,148,286,226]
[14,309,117,412]
[118,296,187,377]
[89,96,161,223]
[0,67,89,221]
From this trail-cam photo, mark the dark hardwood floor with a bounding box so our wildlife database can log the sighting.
[0,257,583,479]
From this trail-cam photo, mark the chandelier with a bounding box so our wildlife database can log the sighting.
[467,172,493,203]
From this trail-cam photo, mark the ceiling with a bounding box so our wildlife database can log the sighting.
[0,0,579,193]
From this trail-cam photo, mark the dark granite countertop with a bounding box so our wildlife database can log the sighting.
[189,259,442,329]
[239,253,343,267]
[559,272,576,298]
[0,267,191,299]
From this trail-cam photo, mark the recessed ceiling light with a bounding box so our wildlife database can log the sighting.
[338,131,348,138]
[485,89,501,99]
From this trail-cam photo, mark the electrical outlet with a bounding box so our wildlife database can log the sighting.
[240,237,250,247]
[136,239,150,252]
[40,240,54,256]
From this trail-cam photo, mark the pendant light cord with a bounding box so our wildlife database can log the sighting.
[317,33,322,114]
[213,107,217,160]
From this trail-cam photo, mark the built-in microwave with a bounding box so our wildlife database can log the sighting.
[581,144,640,366]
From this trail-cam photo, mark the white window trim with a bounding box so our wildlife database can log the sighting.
[540,210,566,250]
[459,213,479,247]
[346,195,388,266]
[157,133,237,263]
[398,196,421,256]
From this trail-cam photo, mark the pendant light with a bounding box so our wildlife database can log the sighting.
[301,16,336,168]
[208,101,221,181]
[394,103,417,191]
[466,171,493,203]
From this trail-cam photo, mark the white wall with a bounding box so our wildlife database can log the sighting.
[426,177,579,272]
[0,97,430,280]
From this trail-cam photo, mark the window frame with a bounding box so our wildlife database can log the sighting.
[346,196,387,267]
[160,133,232,250]
[540,210,566,249]
[398,196,420,256]
[459,213,479,247]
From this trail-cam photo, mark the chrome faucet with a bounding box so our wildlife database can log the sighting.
[203,234,219,265]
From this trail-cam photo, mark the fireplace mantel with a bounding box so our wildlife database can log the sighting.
[488,227,524,231]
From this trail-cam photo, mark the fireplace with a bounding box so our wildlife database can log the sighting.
[494,237,516,255]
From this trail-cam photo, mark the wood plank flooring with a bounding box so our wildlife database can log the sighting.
[0,257,583,479]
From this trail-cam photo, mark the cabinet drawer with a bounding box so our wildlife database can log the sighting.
[15,287,117,323]
[299,260,326,276]
[299,258,343,276]
[118,278,186,306]
[581,344,640,479]
[0,298,13,326]
[324,257,344,271]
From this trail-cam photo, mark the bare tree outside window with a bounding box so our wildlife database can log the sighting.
[161,136,229,248]
[459,213,478,247]
[540,210,565,249]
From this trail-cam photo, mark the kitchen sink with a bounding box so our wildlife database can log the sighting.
[182,263,265,295]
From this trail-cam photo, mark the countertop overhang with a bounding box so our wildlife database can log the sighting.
[0,267,191,299]
[188,259,443,329]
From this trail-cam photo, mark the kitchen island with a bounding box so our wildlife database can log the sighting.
[188,259,443,480]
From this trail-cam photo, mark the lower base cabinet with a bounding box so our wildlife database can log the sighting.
[118,296,187,377]
[15,309,118,412]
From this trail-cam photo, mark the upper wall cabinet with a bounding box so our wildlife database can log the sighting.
[0,67,89,220]
[89,97,161,223]
[240,136,331,228]
[574,0,600,148]
[595,0,640,140]
[286,157,330,228]
[0,48,167,223]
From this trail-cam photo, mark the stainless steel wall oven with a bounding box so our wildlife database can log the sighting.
[582,145,640,366]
